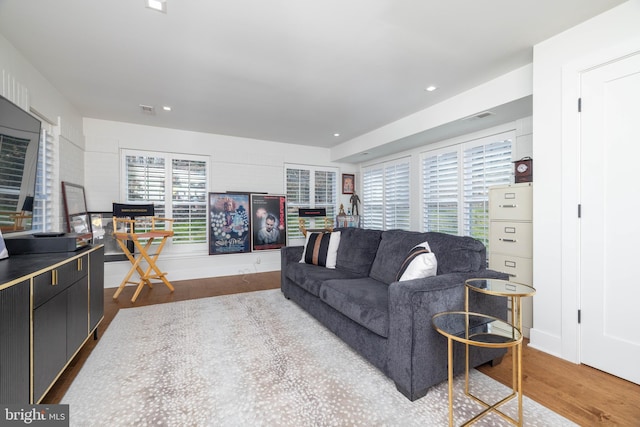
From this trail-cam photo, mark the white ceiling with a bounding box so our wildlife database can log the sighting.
[0,0,626,151]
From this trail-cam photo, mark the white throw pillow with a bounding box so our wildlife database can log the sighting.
[396,241,437,281]
[299,231,341,269]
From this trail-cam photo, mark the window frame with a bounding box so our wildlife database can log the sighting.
[421,131,514,245]
[120,149,209,253]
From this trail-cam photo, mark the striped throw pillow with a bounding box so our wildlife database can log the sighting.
[396,241,437,282]
[299,231,341,268]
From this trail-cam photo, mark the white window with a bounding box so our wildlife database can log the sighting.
[285,164,338,241]
[122,149,208,248]
[362,157,410,230]
[422,131,513,245]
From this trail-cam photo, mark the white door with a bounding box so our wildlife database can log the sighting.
[580,52,640,385]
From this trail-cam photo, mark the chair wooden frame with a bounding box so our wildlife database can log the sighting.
[112,209,175,303]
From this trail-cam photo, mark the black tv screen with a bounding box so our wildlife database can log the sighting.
[0,94,41,233]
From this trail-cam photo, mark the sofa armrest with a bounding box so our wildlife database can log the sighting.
[280,246,304,294]
[387,269,508,400]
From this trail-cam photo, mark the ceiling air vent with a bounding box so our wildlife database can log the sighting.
[461,110,495,121]
[139,104,156,115]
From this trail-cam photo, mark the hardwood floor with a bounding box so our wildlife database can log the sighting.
[43,272,640,426]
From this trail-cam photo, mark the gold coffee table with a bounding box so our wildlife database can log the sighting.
[432,311,523,426]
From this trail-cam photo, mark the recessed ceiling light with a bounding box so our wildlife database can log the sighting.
[162,106,172,111]
[333,133,340,137]
[425,85,437,92]
[146,0,167,13]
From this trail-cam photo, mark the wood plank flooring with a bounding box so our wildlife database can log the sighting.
[43,272,640,426]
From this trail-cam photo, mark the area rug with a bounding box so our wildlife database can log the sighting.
[62,289,576,426]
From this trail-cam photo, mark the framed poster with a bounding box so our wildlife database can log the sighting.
[251,194,287,251]
[342,173,355,194]
[208,193,251,255]
[89,212,134,262]
[62,181,92,235]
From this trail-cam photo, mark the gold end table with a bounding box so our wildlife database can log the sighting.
[432,311,523,426]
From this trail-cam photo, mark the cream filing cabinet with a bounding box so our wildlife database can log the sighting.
[488,182,533,337]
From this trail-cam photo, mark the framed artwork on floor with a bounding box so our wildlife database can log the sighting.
[250,194,287,251]
[208,193,251,255]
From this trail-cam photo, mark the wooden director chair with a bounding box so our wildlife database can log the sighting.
[111,203,175,303]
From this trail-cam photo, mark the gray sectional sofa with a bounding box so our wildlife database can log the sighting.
[280,227,508,401]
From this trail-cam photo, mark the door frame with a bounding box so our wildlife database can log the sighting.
[559,38,640,364]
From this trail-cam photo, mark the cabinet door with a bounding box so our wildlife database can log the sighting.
[89,247,104,332]
[66,278,89,358]
[0,280,30,403]
[33,291,67,402]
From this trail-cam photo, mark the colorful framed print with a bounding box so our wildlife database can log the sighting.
[342,173,355,194]
[250,194,287,251]
[208,193,251,255]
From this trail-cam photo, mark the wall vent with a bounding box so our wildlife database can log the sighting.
[461,110,495,121]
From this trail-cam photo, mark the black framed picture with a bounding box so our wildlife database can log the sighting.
[208,193,251,255]
[89,212,133,262]
[250,194,287,251]
[62,181,92,235]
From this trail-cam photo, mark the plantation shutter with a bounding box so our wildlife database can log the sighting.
[422,150,459,235]
[362,165,383,229]
[122,150,208,246]
[384,159,410,230]
[285,164,337,241]
[33,128,54,231]
[171,159,207,243]
[463,139,512,245]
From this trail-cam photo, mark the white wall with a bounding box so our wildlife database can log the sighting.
[83,118,355,287]
[531,0,640,360]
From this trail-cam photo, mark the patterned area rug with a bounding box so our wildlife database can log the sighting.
[62,289,576,426]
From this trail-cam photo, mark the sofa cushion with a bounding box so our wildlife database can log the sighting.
[396,241,437,282]
[334,227,383,276]
[319,278,389,338]
[300,231,341,268]
[423,231,486,274]
[370,230,487,283]
[369,230,432,284]
[285,262,360,297]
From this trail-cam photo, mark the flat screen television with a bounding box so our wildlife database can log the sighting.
[0,94,41,233]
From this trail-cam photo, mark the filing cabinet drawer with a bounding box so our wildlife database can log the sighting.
[489,254,532,286]
[489,221,533,258]
[489,183,532,221]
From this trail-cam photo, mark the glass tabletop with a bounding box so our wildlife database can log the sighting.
[465,278,536,298]
[432,311,522,348]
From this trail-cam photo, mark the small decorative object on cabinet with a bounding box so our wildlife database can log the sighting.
[488,182,533,337]
[336,214,360,228]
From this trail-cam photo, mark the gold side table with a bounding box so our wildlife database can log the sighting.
[432,311,523,426]
[464,278,536,426]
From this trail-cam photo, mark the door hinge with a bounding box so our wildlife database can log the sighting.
[578,309,582,324]
[578,97,582,112]
[578,204,582,218]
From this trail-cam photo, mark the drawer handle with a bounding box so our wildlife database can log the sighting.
[78,258,83,271]
[500,238,517,243]
[52,270,58,286]
[499,204,517,208]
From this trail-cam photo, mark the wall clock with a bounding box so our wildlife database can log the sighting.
[514,157,533,183]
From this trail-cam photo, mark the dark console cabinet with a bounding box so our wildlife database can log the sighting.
[0,245,104,403]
